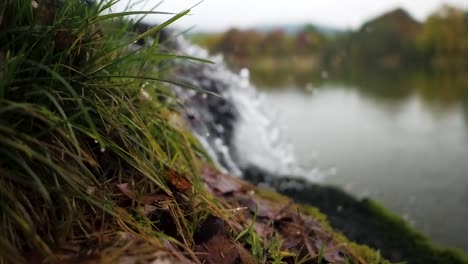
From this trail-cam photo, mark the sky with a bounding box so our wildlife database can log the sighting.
[114,0,468,32]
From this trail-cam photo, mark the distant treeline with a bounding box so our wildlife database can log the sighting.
[191,5,468,71]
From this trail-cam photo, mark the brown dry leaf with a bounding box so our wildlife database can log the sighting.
[116,183,168,205]
[161,240,193,264]
[116,256,139,264]
[167,169,192,192]
[140,193,170,205]
[280,226,303,250]
[253,221,271,238]
[238,196,276,219]
[143,205,157,215]
[198,164,365,264]
[116,183,135,200]
[314,240,348,264]
[235,243,257,264]
[324,250,348,264]
[278,220,315,252]
[195,235,239,264]
[202,166,242,194]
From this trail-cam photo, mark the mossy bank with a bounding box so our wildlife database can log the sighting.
[244,166,468,264]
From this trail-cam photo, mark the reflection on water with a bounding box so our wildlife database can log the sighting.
[259,71,468,252]
[256,68,468,129]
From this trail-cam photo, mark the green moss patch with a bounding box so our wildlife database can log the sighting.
[274,177,468,264]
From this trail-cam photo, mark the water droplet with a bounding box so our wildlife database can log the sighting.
[100,148,105,153]
[240,68,250,79]
[201,93,208,99]
[216,124,224,133]
[94,139,98,144]
[139,88,151,102]
[205,132,210,137]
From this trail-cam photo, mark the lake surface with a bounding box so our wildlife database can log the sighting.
[260,74,468,252]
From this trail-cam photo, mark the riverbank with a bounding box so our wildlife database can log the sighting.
[243,166,468,264]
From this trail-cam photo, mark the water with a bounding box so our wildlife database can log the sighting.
[261,81,468,252]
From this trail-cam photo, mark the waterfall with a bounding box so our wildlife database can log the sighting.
[169,36,326,181]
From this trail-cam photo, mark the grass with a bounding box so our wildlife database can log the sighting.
[0,0,223,262]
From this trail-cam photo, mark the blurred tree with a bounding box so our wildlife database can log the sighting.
[212,29,262,67]
[349,8,420,68]
[295,24,325,54]
[195,6,468,73]
[416,5,467,68]
[262,29,291,56]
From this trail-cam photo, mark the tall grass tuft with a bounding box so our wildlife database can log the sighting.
[0,1,216,262]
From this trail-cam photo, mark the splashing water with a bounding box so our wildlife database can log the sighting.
[170,36,326,181]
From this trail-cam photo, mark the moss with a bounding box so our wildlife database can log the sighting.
[255,187,389,263]
[299,204,390,264]
[254,186,290,203]
[361,198,468,264]
[297,204,331,229]
[274,178,468,264]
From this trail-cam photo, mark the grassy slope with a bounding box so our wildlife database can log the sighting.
[0,1,211,262]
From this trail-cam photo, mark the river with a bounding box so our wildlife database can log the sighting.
[258,72,468,252]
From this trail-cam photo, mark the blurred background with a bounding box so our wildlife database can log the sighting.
[120,0,468,253]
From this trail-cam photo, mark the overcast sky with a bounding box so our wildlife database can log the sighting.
[114,0,468,32]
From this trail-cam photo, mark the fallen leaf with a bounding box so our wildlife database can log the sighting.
[195,235,238,264]
[167,170,192,191]
[202,166,242,194]
[117,256,139,264]
[162,240,193,264]
[116,183,135,200]
[116,183,169,205]
[315,240,348,264]
[253,221,271,238]
[235,243,257,264]
[143,205,157,215]
[238,196,275,219]
[140,193,170,205]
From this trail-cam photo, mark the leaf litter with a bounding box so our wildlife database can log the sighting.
[197,165,366,264]
[48,165,371,263]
